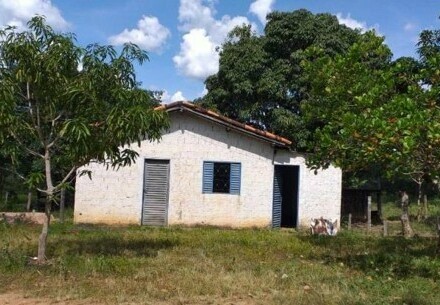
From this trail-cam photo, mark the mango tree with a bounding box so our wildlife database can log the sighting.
[200,9,363,151]
[0,17,168,263]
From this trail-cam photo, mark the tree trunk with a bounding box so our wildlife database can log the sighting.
[416,179,428,221]
[60,188,65,223]
[437,217,440,256]
[417,181,422,206]
[423,194,428,219]
[401,202,414,238]
[417,194,429,221]
[4,191,9,206]
[0,168,4,200]
[37,148,54,263]
[37,199,51,262]
[26,190,32,212]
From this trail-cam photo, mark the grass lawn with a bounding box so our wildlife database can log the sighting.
[1,205,440,305]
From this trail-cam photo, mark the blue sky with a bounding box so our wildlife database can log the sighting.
[0,0,439,103]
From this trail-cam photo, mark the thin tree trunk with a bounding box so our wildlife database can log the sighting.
[60,188,65,223]
[423,194,428,219]
[437,217,440,256]
[418,194,429,221]
[26,190,32,212]
[400,191,414,238]
[417,181,422,206]
[37,199,51,262]
[4,191,9,207]
[37,149,54,263]
[0,168,4,200]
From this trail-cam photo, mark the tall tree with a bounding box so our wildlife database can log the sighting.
[302,28,440,237]
[201,9,362,150]
[0,17,168,262]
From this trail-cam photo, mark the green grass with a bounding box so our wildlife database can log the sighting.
[381,199,440,236]
[1,215,440,305]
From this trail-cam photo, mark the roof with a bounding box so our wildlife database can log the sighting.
[155,101,292,147]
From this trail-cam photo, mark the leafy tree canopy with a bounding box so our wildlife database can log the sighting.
[0,16,169,262]
[303,26,440,192]
[200,9,368,150]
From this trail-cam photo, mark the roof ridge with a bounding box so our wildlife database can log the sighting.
[155,101,292,146]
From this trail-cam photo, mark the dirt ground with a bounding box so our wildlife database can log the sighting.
[0,292,259,305]
[0,293,97,305]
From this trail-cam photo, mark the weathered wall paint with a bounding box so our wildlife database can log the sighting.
[74,111,342,228]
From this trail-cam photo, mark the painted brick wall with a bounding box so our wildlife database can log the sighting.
[274,151,342,227]
[75,111,275,226]
[74,110,342,228]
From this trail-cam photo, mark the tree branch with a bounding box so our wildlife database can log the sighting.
[10,131,44,158]
[53,165,79,192]
[0,166,27,181]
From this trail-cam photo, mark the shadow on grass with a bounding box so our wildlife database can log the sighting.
[51,235,179,258]
[299,233,440,280]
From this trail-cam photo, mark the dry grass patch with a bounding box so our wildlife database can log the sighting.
[1,218,439,305]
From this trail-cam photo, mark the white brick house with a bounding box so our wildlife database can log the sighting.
[74,101,342,229]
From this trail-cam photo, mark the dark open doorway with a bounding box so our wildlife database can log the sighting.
[272,165,299,228]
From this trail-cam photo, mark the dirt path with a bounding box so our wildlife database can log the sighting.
[0,293,95,305]
[0,292,259,305]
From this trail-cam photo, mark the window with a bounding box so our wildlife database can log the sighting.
[203,162,241,194]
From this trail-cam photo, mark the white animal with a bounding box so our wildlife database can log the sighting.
[310,217,338,236]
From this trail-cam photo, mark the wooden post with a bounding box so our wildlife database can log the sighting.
[367,196,372,232]
[383,220,388,237]
[4,191,8,206]
[348,213,352,230]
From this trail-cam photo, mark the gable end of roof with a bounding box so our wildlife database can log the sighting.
[155,101,292,147]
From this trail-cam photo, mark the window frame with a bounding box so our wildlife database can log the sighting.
[202,161,241,195]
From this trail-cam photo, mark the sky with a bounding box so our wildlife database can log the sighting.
[0,0,439,103]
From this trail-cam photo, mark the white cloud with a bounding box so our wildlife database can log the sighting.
[199,87,208,98]
[160,90,187,104]
[173,28,219,79]
[174,0,255,80]
[404,22,416,32]
[0,0,68,30]
[171,91,186,102]
[108,16,170,52]
[249,0,275,25]
[336,13,372,33]
[178,0,215,32]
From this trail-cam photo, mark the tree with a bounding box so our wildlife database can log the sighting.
[0,17,168,262]
[201,9,363,150]
[302,28,440,237]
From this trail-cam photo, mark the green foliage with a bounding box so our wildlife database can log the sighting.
[303,24,440,188]
[201,10,363,150]
[0,16,169,194]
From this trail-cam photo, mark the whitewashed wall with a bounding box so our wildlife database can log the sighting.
[74,111,342,228]
[75,112,275,226]
[274,151,342,228]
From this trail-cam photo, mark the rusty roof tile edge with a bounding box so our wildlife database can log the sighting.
[155,101,292,146]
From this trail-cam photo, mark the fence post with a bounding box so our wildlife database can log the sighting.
[348,213,352,230]
[367,196,372,232]
[383,220,388,237]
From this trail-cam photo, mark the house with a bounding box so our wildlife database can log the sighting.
[74,101,342,229]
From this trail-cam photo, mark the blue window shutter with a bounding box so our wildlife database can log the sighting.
[203,162,214,193]
[230,163,241,195]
